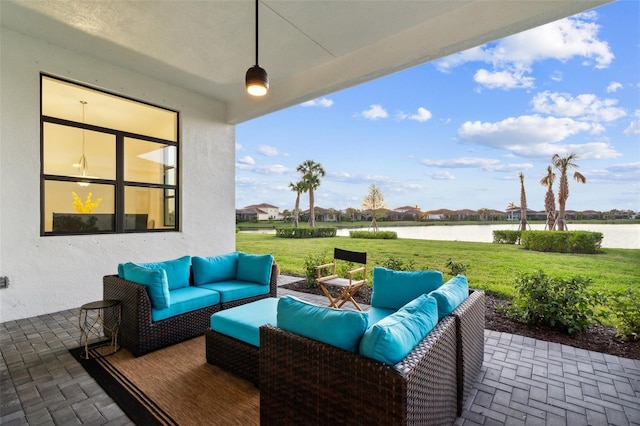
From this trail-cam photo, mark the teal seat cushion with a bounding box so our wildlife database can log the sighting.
[210,298,278,346]
[366,306,396,326]
[133,256,192,290]
[429,274,469,319]
[192,252,239,285]
[121,263,170,309]
[359,294,438,365]
[277,296,369,352]
[198,281,270,302]
[236,253,273,285]
[371,267,443,310]
[151,286,220,322]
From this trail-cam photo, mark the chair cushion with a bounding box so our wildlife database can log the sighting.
[121,263,170,309]
[277,296,369,352]
[371,267,443,310]
[236,253,273,285]
[192,252,239,285]
[198,281,270,303]
[210,298,278,346]
[127,256,192,290]
[429,274,469,320]
[151,286,220,322]
[359,294,438,365]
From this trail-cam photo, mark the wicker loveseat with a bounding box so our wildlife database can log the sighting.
[103,252,278,357]
[259,269,485,425]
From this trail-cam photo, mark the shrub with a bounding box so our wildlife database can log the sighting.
[609,288,640,340]
[275,227,337,238]
[379,257,417,271]
[520,230,602,254]
[492,230,521,244]
[349,230,397,239]
[446,257,468,276]
[302,250,332,287]
[505,270,607,335]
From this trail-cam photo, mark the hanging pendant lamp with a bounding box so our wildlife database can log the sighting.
[73,100,92,187]
[246,0,269,96]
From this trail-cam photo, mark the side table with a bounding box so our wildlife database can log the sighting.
[78,299,122,359]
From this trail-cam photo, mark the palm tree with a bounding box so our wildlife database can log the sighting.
[552,153,587,231]
[296,160,326,227]
[539,165,557,230]
[518,172,528,231]
[288,181,306,228]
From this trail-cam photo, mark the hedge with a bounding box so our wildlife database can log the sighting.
[349,230,398,239]
[520,230,603,254]
[492,230,521,244]
[275,227,337,238]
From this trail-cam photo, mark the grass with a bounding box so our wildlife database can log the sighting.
[236,233,640,301]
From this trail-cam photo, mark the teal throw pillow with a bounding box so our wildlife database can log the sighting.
[192,252,239,285]
[371,267,443,310]
[277,296,369,352]
[236,252,273,285]
[429,274,469,319]
[137,256,191,290]
[359,294,438,365]
[122,263,170,309]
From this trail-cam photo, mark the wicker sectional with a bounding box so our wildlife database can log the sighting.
[103,263,278,357]
[259,289,485,425]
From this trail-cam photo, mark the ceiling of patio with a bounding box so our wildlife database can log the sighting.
[1,0,610,124]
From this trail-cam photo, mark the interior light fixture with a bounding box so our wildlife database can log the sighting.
[246,0,269,96]
[74,100,92,187]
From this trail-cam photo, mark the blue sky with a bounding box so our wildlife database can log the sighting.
[236,1,639,213]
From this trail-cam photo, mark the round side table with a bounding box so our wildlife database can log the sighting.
[78,299,122,359]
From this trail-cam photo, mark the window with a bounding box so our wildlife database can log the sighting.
[41,75,179,235]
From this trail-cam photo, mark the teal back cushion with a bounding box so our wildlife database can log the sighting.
[359,294,438,365]
[371,267,444,310]
[236,252,273,285]
[192,252,239,285]
[430,274,469,319]
[136,256,192,290]
[121,263,170,309]
[277,296,368,352]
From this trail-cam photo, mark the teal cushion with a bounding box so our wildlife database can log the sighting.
[277,296,368,352]
[366,306,396,326]
[371,267,443,310]
[136,256,192,290]
[192,252,239,285]
[236,253,273,285]
[151,286,220,322]
[429,275,469,319]
[121,263,170,309]
[198,281,270,302]
[210,298,278,346]
[359,294,438,365]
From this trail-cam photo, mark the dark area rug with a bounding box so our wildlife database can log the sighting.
[281,280,640,360]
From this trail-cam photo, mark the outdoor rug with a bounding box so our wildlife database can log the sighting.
[70,335,259,425]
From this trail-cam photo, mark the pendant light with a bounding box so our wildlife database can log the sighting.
[73,100,92,186]
[246,0,269,96]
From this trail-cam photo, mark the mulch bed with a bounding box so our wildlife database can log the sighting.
[281,280,640,360]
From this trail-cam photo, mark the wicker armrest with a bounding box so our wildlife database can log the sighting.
[260,316,458,425]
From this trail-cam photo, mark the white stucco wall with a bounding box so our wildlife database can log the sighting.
[0,28,237,323]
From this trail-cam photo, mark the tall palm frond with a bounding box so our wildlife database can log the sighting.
[296,160,326,227]
[552,153,587,231]
[540,165,557,230]
[288,181,306,228]
[519,172,528,231]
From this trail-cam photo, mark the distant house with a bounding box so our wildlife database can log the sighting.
[424,209,453,220]
[390,206,423,221]
[303,206,341,222]
[236,203,282,222]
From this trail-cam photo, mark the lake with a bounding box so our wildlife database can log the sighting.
[335,223,640,249]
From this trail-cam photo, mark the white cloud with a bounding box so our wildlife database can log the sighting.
[436,12,613,90]
[397,107,432,122]
[236,162,289,174]
[236,143,244,151]
[360,104,388,120]
[301,97,334,108]
[238,155,255,165]
[429,171,455,180]
[624,110,640,135]
[606,81,623,93]
[420,157,533,172]
[458,115,620,159]
[259,145,279,156]
[531,91,626,122]
[550,71,563,82]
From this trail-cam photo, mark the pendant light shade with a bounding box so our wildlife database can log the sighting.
[246,0,268,96]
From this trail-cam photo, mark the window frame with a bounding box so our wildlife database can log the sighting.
[40,74,180,236]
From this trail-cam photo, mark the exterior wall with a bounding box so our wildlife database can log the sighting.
[0,28,236,322]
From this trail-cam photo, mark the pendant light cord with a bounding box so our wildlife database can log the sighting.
[255,0,259,66]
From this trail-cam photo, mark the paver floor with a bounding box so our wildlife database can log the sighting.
[1,276,638,425]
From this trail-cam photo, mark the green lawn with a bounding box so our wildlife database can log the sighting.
[236,232,640,299]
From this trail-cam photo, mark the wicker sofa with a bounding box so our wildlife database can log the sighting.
[103,253,278,357]
[259,272,485,425]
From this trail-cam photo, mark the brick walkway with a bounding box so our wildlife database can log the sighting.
[1,276,638,425]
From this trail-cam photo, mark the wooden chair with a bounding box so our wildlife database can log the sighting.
[315,248,367,311]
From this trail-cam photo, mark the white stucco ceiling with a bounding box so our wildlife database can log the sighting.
[1,0,611,124]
